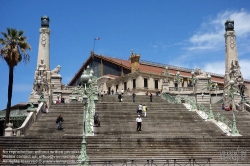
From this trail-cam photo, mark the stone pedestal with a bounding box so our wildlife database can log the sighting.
[162,83,169,93]
[5,123,13,136]
[195,76,209,93]
[51,75,62,103]
[29,94,49,104]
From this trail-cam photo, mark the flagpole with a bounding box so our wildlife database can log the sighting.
[93,39,96,53]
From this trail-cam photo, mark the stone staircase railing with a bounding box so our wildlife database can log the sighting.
[196,104,210,118]
[214,111,232,132]
[245,103,250,113]
[183,96,197,110]
[216,98,224,104]
[169,87,193,92]
[13,102,45,136]
[162,93,176,103]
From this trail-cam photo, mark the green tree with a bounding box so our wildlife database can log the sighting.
[0,28,31,131]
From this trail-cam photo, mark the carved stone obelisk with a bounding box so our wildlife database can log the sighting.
[224,20,245,105]
[37,16,50,71]
[29,16,51,103]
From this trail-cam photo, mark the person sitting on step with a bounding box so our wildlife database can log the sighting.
[225,104,232,111]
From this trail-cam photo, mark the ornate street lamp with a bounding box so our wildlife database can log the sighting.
[48,82,56,104]
[207,74,214,120]
[188,71,198,110]
[78,70,90,165]
[174,71,183,103]
[225,80,241,136]
[214,83,218,102]
[164,66,170,85]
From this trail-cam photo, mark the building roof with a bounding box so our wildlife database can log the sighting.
[0,102,28,111]
[68,51,250,86]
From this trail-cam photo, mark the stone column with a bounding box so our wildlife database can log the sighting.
[224,20,245,105]
[37,16,50,71]
[224,20,239,87]
[5,123,13,136]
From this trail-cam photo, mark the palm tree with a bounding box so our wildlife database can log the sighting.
[0,28,31,131]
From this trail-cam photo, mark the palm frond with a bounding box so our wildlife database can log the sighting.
[1,28,31,66]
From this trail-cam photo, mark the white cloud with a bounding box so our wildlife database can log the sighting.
[187,9,250,51]
[203,61,225,75]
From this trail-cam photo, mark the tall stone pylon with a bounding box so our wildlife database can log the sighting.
[224,20,245,104]
[37,16,50,70]
[29,16,51,103]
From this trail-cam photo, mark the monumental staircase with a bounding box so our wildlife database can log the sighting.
[0,95,250,165]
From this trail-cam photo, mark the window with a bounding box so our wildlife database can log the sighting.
[124,82,127,91]
[188,80,192,87]
[116,85,118,92]
[155,80,158,89]
[144,78,148,88]
[133,79,136,88]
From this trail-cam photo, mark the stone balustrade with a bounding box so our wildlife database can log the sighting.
[13,102,45,136]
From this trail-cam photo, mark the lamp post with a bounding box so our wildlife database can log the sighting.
[188,71,198,103]
[226,80,240,136]
[214,83,218,102]
[78,69,90,165]
[49,82,55,105]
[164,66,170,85]
[207,75,214,120]
[174,71,183,103]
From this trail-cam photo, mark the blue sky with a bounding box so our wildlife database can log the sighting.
[1,0,250,110]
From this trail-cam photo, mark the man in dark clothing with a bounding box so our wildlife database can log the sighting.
[56,114,64,130]
[150,93,153,102]
[132,93,136,103]
[94,113,100,127]
[136,115,142,131]
[118,94,122,102]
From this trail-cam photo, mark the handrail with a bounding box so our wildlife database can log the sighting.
[196,103,210,118]
[216,98,224,104]
[245,103,250,113]
[162,93,176,103]
[183,96,197,110]
[13,102,45,136]
[215,112,232,131]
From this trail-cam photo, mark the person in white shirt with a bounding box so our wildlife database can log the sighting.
[138,104,143,115]
[121,89,124,95]
[136,115,142,131]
